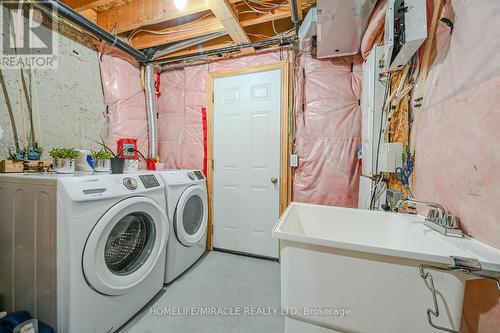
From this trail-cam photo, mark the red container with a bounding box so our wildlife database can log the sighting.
[146,159,156,170]
[117,138,138,159]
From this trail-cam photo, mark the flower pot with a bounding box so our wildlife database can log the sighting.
[94,159,111,172]
[110,157,125,174]
[53,158,76,174]
[124,159,139,173]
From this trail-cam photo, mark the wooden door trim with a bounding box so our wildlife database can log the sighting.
[206,60,291,250]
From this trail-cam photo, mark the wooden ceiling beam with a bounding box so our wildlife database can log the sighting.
[206,0,254,53]
[79,8,98,24]
[130,8,296,50]
[96,0,211,34]
[62,0,124,13]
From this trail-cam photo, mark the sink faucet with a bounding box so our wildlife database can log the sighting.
[396,198,463,238]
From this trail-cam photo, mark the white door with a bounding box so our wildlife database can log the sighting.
[213,69,281,258]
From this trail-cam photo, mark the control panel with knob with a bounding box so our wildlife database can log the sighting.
[187,172,196,181]
[123,177,138,190]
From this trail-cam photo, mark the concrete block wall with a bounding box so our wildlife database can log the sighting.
[0,18,107,160]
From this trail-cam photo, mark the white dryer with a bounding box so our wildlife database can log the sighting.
[158,170,208,284]
[0,172,169,332]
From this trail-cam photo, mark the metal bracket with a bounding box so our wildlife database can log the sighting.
[419,265,461,333]
[419,256,500,333]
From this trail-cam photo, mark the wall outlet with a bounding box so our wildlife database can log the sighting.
[290,154,299,167]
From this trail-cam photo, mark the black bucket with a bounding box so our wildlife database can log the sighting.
[110,157,125,174]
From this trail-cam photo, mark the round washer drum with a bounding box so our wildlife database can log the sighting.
[82,197,168,296]
[174,185,208,247]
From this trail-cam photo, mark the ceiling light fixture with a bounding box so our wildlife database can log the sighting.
[174,0,187,10]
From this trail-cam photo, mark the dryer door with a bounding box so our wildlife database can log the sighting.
[83,197,168,296]
[174,185,208,246]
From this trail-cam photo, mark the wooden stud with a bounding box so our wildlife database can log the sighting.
[410,0,443,191]
[289,0,304,21]
[206,0,255,53]
[415,0,444,102]
[79,8,97,24]
[205,62,291,250]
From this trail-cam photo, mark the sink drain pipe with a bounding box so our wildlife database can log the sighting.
[144,64,158,161]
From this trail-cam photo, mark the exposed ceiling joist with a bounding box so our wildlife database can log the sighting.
[62,0,126,12]
[206,0,254,53]
[130,8,296,50]
[97,0,211,34]
[79,8,97,24]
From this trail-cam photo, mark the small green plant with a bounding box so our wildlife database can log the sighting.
[91,149,114,160]
[96,138,120,158]
[49,148,80,160]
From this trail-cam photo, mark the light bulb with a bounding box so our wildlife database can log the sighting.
[174,0,187,10]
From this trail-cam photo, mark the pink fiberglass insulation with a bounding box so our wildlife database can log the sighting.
[158,65,209,170]
[158,49,288,170]
[415,0,500,249]
[292,54,363,207]
[96,43,149,158]
[360,0,386,60]
[413,2,500,332]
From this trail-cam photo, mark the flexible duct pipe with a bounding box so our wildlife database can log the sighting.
[144,64,158,158]
[298,7,317,53]
[35,0,150,62]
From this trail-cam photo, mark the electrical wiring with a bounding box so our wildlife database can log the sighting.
[366,177,386,209]
[382,66,413,142]
[128,12,213,42]
[247,32,274,40]
[272,19,279,35]
[241,0,271,14]
[248,0,289,7]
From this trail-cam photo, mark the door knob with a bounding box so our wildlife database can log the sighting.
[271,177,278,184]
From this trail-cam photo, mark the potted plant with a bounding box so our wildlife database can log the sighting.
[91,149,113,172]
[49,148,79,174]
[96,140,125,174]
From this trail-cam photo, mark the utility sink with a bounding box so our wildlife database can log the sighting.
[272,202,500,333]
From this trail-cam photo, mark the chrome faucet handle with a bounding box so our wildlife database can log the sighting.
[426,208,442,221]
[442,215,460,229]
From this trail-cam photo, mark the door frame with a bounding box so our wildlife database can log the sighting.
[206,61,291,250]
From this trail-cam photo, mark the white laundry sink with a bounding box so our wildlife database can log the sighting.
[272,202,500,333]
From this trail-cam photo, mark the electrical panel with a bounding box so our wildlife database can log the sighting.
[384,0,427,70]
[361,45,387,177]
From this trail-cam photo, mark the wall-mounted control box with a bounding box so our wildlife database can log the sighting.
[290,154,299,168]
[384,0,427,71]
[378,142,403,173]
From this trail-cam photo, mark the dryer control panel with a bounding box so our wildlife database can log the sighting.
[193,170,205,180]
[139,174,161,188]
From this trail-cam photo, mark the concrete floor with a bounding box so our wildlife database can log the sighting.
[122,251,283,333]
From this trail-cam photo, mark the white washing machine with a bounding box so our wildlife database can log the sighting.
[0,172,169,332]
[158,170,208,284]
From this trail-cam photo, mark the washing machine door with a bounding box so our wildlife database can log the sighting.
[174,185,208,246]
[82,197,168,296]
